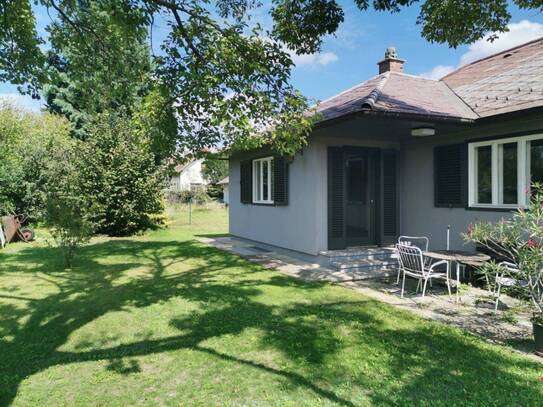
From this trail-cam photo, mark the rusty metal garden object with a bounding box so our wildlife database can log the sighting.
[1,214,35,245]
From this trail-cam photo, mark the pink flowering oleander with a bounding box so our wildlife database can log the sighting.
[528,239,539,249]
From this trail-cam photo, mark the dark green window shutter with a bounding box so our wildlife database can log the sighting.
[382,151,398,239]
[273,155,289,206]
[240,159,252,204]
[434,143,467,208]
[328,147,345,249]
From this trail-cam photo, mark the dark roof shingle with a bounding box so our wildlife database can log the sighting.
[314,37,543,124]
[442,37,543,117]
[316,72,477,122]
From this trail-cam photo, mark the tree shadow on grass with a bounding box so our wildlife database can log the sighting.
[194,233,231,238]
[0,239,334,405]
[0,239,542,406]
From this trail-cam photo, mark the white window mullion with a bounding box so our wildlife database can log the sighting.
[468,145,475,206]
[491,143,499,205]
[497,143,504,204]
[252,161,256,202]
[267,158,272,201]
[261,159,265,201]
[252,157,274,204]
[468,134,543,209]
[259,161,262,201]
[518,140,527,207]
[263,159,266,201]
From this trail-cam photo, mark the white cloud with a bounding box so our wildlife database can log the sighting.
[420,65,455,80]
[290,51,339,67]
[0,93,42,112]
[316,52,339,65]
[325,8,369,50]
[459,20,543,65]
[419,20,543,80]
[259,35,339,69]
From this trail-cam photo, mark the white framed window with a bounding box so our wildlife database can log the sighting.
[252,157,274,204]
[468,133,543,208]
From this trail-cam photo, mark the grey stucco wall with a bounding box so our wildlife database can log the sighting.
[400,140,505,250]
[229,117,401,255]
[229,140,326,255]
[229,113,543,254]
[400,115,543,250]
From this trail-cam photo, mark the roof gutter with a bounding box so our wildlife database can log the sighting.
[314,108,475,129]
[474,105,543,123]
[359,108,475,123]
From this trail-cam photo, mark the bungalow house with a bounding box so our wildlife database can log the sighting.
[228,38,543,263]
[169,159,208,192]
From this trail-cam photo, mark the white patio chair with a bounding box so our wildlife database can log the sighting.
[493,261,523,312]
[396,243,451,299]
[395,236,430,285]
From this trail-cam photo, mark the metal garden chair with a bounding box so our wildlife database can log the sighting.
[395,236,430,285]
[396,243,451,299]
[493,261,525,312]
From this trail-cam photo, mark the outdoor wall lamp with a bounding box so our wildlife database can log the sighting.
[411,127,435,137]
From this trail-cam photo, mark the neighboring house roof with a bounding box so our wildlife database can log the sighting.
[442,37,543,117]
[174,159,202,174]
[316,37,543,124]
[218,176,229,185]
[316,71,477,123]
[174,163,189,173]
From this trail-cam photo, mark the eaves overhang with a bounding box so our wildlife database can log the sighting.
[313,108,475,130]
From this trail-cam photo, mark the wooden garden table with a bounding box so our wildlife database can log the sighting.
[423,250,490,303]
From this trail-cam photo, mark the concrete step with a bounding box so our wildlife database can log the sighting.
[320,247,397,263]
[320,247,395,257]
[331,259,398,272]
[329,253,396,263]
[332,267,398,280]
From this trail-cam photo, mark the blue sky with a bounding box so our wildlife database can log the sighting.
[1,1,543,110]
[289,1,543,102]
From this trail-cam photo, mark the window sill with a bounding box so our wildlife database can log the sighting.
[467,204,521,212]
[252,201,275,206]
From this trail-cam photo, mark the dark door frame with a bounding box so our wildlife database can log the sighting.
[344,147,379,247]
[327,146,399,250]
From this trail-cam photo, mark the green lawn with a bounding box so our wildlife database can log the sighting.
[1,206,542,406]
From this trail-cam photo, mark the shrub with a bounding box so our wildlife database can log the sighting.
[0,104,71,217]
[77,113,165,236]
[179,187,210,205]
[0,105,167,238]
[465,184,543,324]
[206,183,224,201]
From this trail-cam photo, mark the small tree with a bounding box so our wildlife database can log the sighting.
[43,142,95,269]
[202,157,229,201]
[202,157,229,185]
[180,187,210,205]
[45,194,95,269]
[466,184,543,324]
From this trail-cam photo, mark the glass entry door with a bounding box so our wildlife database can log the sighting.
[345,152,376,247]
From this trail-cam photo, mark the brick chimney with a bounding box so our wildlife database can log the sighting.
[378,47,405,74]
